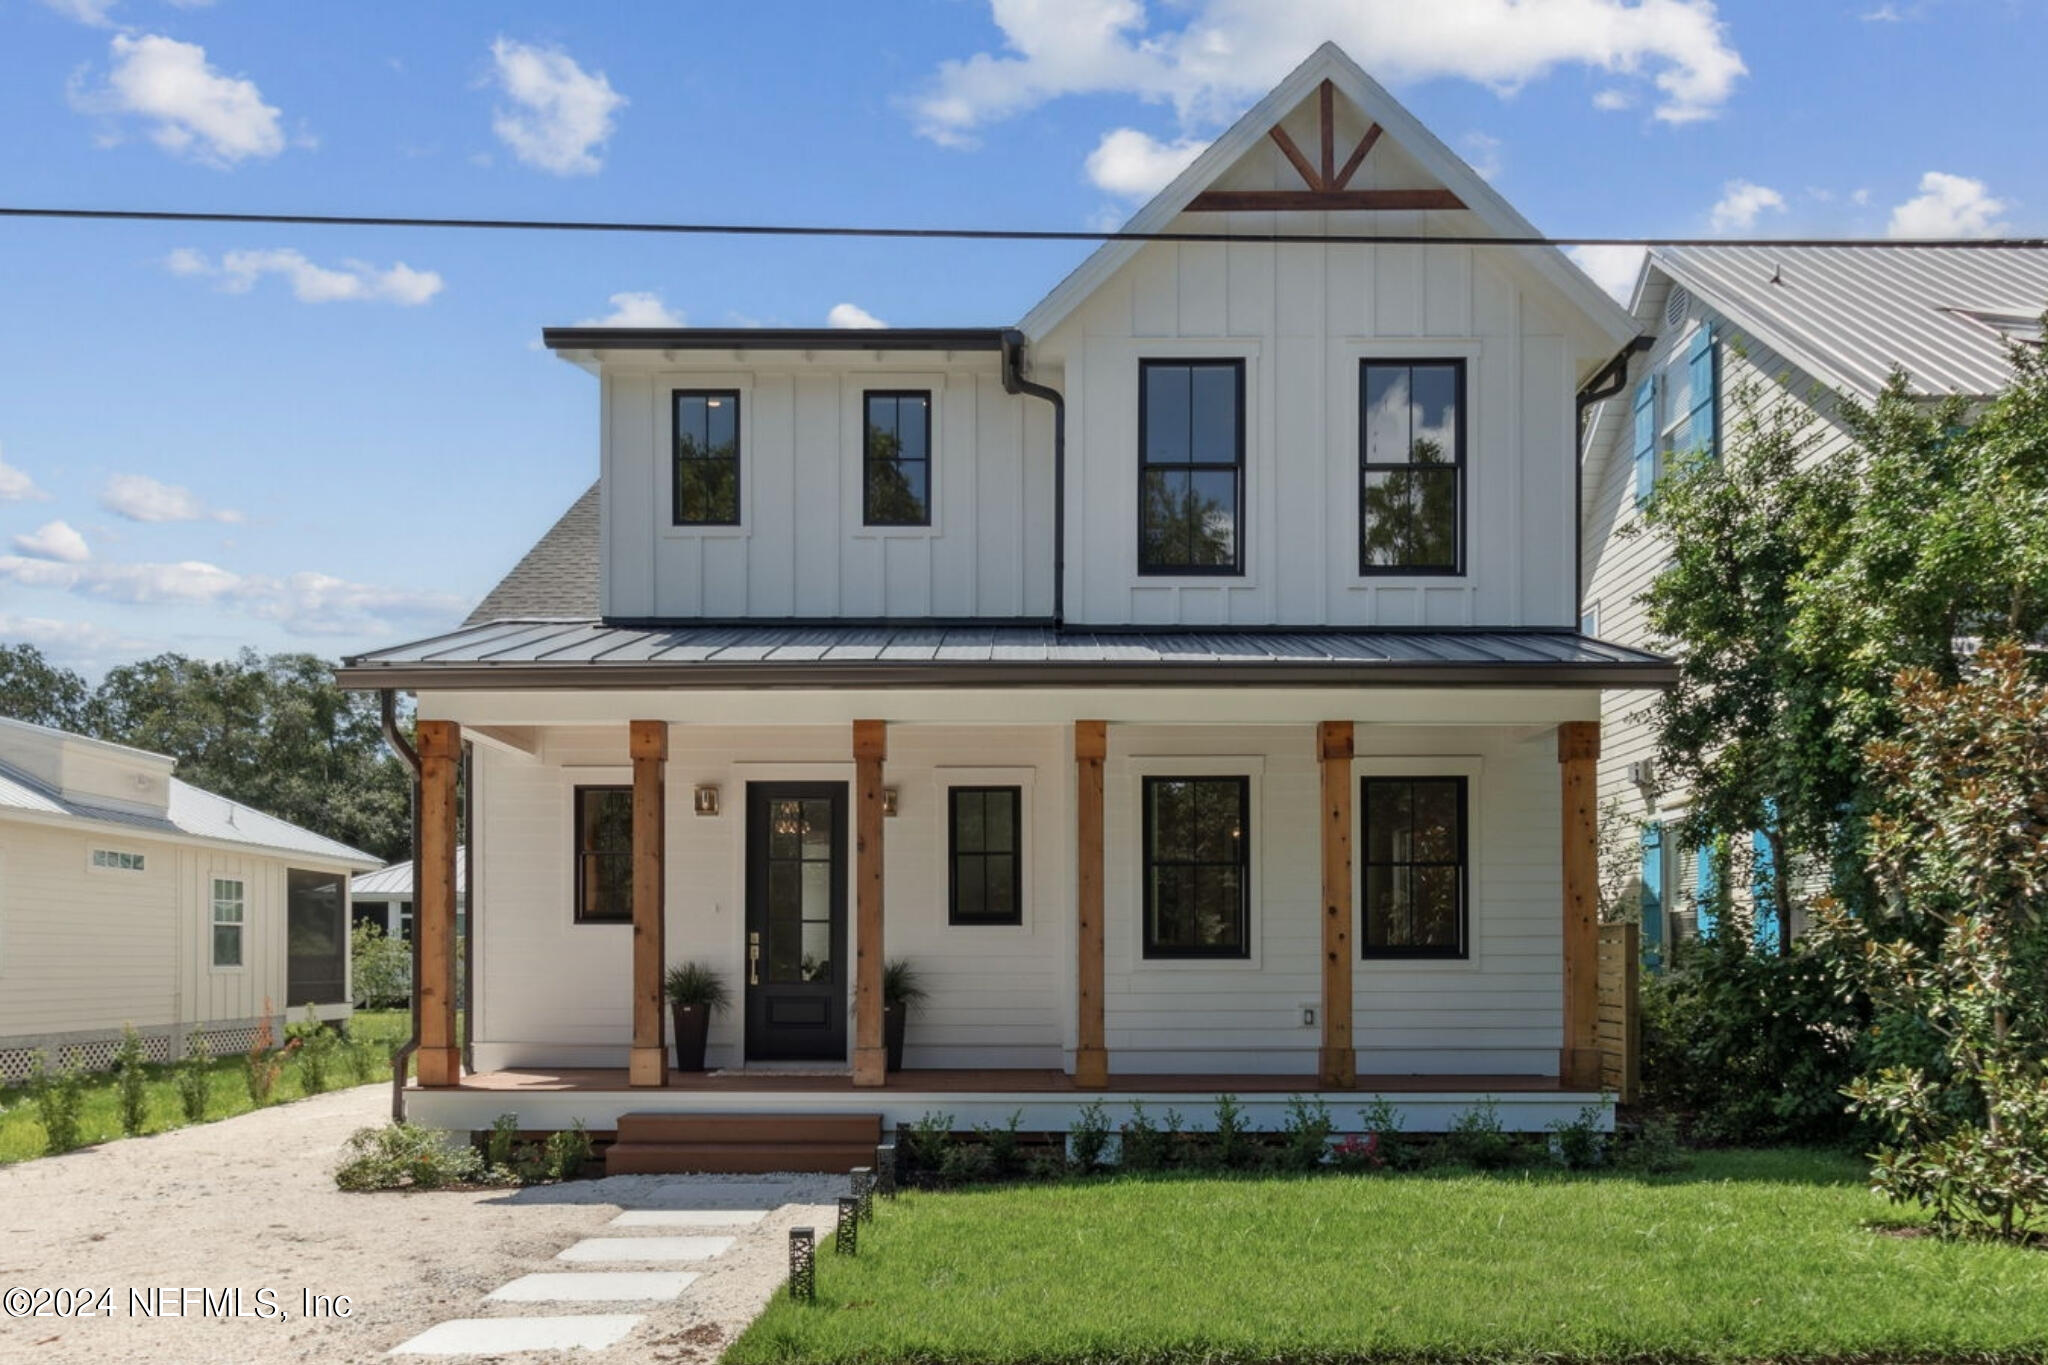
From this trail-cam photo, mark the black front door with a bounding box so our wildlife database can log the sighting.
[745,783,848,1061]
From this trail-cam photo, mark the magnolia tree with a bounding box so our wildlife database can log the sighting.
[1818,644,2048,1241]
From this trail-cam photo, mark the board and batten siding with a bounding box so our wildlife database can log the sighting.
[0,824,178,1037]
[599,359,1055,621]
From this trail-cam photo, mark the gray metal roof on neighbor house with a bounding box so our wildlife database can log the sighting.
[353,850,466,900]
[338,619,1676,690]
[1651,245,2048,399]
[466,482,600,625]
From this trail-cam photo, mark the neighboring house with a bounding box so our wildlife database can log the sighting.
[1581,244,2048,959]
[350,847,467,943]
[339,44,1675,1158]
[0,717,381,1083]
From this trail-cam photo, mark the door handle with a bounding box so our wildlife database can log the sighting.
[748,932,761,986]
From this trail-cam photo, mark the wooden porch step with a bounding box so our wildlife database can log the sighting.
[603,1111,884,1175]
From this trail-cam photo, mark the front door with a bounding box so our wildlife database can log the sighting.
[744,783,848,1061]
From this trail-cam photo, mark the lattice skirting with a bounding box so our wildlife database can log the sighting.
[0,1015,287,1086]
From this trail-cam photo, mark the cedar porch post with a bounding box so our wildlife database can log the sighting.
[852,720,888,1088]
[1558,720,1603,1089]
[1317,721,1356,1088]
[628,720,669,1088]
[415,720,462,1088]
[1074,720,1109,1089]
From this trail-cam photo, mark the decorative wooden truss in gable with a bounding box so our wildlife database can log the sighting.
[1187,80,1467,213]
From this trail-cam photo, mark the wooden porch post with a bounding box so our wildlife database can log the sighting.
[415,720,461,1088]
[852,720,888,1088]
[628,720,669,1088]
[1558,720,1603,1089]
[1317,721,1356,1088]
[1074,720,1109,1089]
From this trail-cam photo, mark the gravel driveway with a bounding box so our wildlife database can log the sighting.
[0,1084,841,1364]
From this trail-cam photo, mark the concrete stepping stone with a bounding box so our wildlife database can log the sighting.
[610,1209,767,1228]
[557,1235,736,1263]
[487,1271,698,1303]
[390,1314,642,1355]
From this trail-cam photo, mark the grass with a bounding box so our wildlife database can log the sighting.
[728,1149,2048,1365]
[0,1008,414,1165]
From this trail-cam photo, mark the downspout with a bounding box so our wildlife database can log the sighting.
[461,743,475,1074]
[380,689,421,1123]
[1573,335,1655,619]
[1000,328,1066,627]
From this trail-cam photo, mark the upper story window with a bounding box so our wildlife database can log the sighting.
[1142,775,1250,958]
[863,391,932,527]
[673,390,741,526]
[573,785,634,924]
[92,848,146,871]
[1360,360,1464,575]
[1635,326,1717,506]
[1139,360,1243,575]
[1361,776,1468,958]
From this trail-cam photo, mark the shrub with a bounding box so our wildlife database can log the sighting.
[350,920,410,1008]
[1329,1132,1384,1172]
[1358,1096,1415,1170]
[1445,1098,1517,1170]
[1067,1100,1112,1171]
[1279,1096,1334,1172]
[293,1007,339,1094]
[29,1050,85,1154]
[485,1112,521,1170]
[1024,1146,1071,1181]
[344,1040,379,1086]
[1207,1093,1254,1170]
[114,1025,149,1137]
[938,1142,996,1185]
[543,1121,593,1180]
[174,1035,212,1124]
[335,1122,488,1191]
[244,1008,283,1107]
[1617,1114,1691,1174]
[971,1110,1024,1176]
[1547,1103,1608,1170]
[1119,1102,1167,1172]
[903,1111,953,1173]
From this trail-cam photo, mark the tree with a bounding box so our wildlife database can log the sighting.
[351,920,411,1008]
[0,643,91,731]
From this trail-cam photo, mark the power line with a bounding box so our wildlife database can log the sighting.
[2,204,2045,250]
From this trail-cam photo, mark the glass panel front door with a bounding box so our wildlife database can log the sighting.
[744,783,848,1061]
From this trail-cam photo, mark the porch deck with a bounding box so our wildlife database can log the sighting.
[439,1067,1571,1095]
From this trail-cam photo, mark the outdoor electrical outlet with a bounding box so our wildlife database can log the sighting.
[1300,1004,1317,1028]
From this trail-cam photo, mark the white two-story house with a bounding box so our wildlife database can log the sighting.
[340,44,1673,1167]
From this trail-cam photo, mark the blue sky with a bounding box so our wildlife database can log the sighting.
[0,0,2038,674]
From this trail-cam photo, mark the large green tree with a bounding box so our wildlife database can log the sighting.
[0,643,91,732]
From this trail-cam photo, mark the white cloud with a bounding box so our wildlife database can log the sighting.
[0,448,50,503]
[827,302,888,329]
[1460,131,1503,182]
[165,248,443,305]
[71,34,285,167]
[1708,178,1786,232]
[1084,127,1210,197]
[911,0,1747,147]
[37,0,119,26]
[12,521,90,564]
[578,291,684,327]
[488,37,625,175]
[99,474,244,525]
[1888,171,2009,239]
[1591,88,1633,111]
[1568,244,1647,304]
[1860,3,1906,19]
[0,614,151,661]
[0,555,465,638]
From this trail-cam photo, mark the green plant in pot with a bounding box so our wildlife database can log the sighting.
[664,962,731,1072]
[883,958,927,1073]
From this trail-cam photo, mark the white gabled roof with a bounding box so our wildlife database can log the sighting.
[1019,41,1639,358]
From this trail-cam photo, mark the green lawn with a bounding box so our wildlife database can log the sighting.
[729,1150,2048,1365]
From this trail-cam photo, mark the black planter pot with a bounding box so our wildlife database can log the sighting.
[884,1004,907,1072]
[671,1003,711,1072]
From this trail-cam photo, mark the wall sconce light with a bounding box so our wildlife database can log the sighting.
[881,787,899,817]
[693,784,721,817]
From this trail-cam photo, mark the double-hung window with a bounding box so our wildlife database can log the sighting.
[573,786,634,924]
[948,786,1021,925]
[1139,360,1243,575]
[1142,776,1249,958]
[211,877,245,968]
[1360,360,1464,574]
[1361,777,1467,957]
[863,391,932,526]
[673,390,741,526]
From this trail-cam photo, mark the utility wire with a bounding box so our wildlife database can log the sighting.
[2,204,2046,249]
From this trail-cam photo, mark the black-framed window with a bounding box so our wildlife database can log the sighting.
[673,389,741,526]
[1359,360,1465,574]
[863,390,932,527]
[1139,359,1243,575]
[1361,776,1468,957]
[574,785,634,924]
[948,786,1021,925]
[1142,775,1249,958]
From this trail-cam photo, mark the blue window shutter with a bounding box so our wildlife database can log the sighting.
[1686,326,1718,459]
[1695,840,1718,939]
[1632,375,1658,505]
[1639,823,1664,969]
[1752,801,1781,953]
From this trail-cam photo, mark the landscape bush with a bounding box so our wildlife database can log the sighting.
[289,1007,340,1094]
[243,1008,284,1107]
[334,1122,486,1191]
[174,1035,212,1123]
[113,1025,149,1137]
[29,1050,85,1154]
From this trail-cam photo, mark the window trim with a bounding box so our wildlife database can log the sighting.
[1140,773,1253,960]
[1359,774,1470,960]
[572,783,636,926]
[861,388,935,528]
[670,388,744,528]
[946,784,1024,926]
[209,875,246,972]
[1137,357,1247,578]
[1357,357,1467,578]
